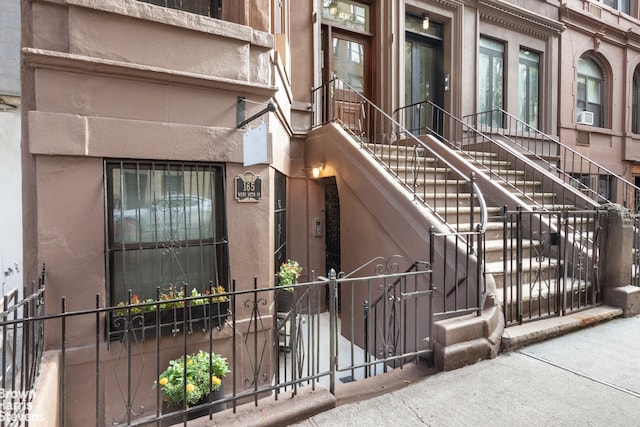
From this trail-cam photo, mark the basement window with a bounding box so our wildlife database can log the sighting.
[105,160,229,307]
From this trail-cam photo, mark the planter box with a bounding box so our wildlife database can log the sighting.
[276,289,295,313]
[161,384,225,426]
[109,302,229,341]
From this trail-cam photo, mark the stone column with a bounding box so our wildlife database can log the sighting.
[600,203,640,316]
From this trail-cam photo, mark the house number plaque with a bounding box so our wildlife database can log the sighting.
[235,171,262,202]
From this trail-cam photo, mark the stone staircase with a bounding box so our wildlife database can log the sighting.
[366,139,597,327]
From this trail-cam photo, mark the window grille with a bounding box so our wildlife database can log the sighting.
[137,0,222,19]
[105,160,228,306]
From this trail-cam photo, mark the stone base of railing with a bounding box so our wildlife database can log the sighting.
[604,285,640,317]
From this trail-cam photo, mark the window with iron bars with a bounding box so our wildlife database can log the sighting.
[137,0,222,18]
[105,160,229,307]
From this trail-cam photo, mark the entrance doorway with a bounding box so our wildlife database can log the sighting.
[404,14,444,133]
[325,178,341,310]
[321,1,373,130]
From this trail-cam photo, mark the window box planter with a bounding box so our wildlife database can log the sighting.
[109,302,229,341]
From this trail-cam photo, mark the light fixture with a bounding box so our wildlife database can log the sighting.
[307,162,325,179]
[312,162,325,178]
[422,13,430,31]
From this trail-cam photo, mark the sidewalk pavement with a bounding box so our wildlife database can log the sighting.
[295,314,640,427]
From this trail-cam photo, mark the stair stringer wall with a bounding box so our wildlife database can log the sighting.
[306,123,503,368]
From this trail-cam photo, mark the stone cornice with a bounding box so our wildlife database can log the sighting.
[22,48,278,97]
[560,3,640,49]
[477,0,565,39]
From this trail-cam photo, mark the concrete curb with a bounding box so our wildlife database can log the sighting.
[500,305,623,351]
[195,385,335,427]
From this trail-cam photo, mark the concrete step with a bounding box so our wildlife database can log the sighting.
[486,257,560,289]
[499,278,594,321]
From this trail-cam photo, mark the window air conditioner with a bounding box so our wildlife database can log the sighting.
[577,111,594,126]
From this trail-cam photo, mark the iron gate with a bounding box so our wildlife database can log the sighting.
[501,209,604,326]
[276,256,434,395]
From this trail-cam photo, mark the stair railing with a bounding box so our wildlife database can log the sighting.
[312,78,488,316]
[464,108,640,210]
[395,101,595,211]
[312,78,487,236]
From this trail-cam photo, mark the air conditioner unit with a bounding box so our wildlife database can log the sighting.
[577,111,594,126]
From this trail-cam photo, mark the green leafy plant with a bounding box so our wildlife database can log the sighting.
[113,284,228,315]
[277,259,302,291]
[155,350,229,406]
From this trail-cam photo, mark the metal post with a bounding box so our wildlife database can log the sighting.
[328,269,337,395]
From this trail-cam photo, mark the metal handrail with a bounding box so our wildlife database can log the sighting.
[312,78,488,235]
[394,100,595,211]
[463,108,640,210]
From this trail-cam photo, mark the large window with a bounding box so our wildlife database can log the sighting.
[519,49,540,129]
[633,67,640,134]
[478,37,505,127]
[106,160,228,306]
[577,56,605,127]
[599,0,633,15]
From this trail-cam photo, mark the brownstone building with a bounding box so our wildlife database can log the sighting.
[19,0,640,425]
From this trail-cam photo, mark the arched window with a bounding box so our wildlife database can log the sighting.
[633,67,640,134]
[577,56,605,127]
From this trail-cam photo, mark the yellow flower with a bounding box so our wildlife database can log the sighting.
[186,383,195,393]
[188,360,193,365]
[159,377,168,386]
[211,376,221,386]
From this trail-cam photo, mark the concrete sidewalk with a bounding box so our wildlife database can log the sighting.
[295,315,640,426]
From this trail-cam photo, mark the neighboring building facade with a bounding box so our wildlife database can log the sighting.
[558,0,640,206]
[0,0,22,297]
[19,0,640,425]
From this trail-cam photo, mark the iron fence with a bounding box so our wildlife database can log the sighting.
[0,265,46,426]
[500,209,604,326]
[4,258,434,426]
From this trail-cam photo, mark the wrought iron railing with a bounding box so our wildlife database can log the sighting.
[633,213,640,286]
[311,78,488,236]
[395,101,595,211]
[0,264,46,424]
[17,259,434,426]
[500,209,603,326]
[136,0,222,18]
[464,108,640,210]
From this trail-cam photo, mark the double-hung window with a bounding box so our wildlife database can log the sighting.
[577,56,605,127]
[106,160,228,306]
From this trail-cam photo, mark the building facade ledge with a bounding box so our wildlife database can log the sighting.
[22,47,278,97]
